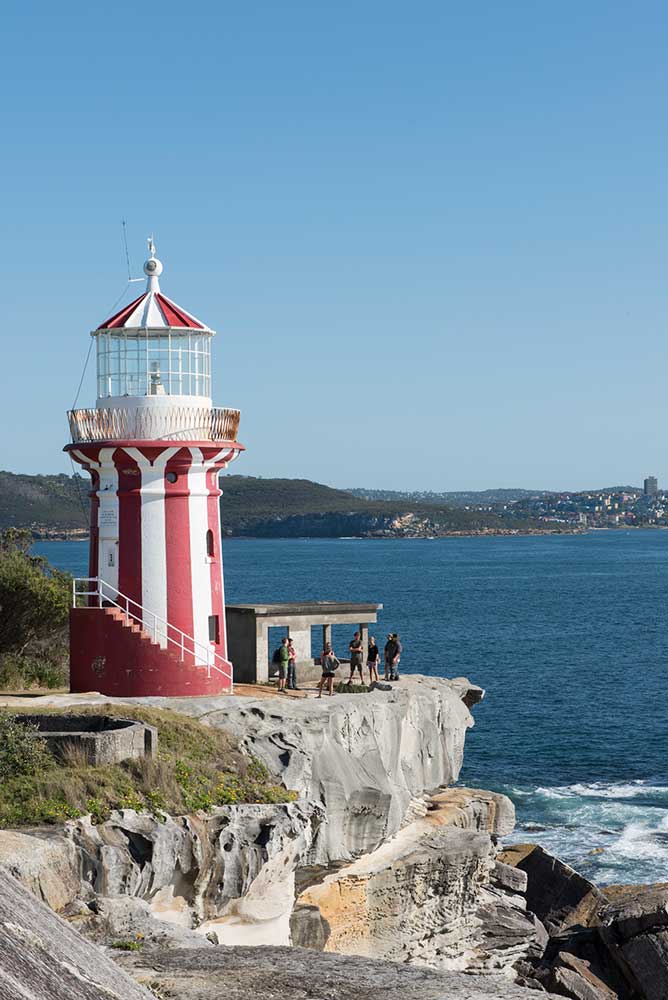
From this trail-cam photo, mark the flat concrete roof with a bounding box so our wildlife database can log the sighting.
[228,602,383,617]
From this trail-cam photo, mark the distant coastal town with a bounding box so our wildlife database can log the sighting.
[352,476,668,530]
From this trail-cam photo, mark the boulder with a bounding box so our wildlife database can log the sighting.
[289,903,330,950]
[0,866,151,1000]
[598,884,668,1000]
[491,860,528,894]
[547,951,618,1000]
[469,885,548,974]
[497,844,605,933]
[0,829,82,912]
[428,787,516,837]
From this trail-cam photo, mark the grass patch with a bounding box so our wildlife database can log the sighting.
[0,704,296,828]
[110,938,143,951]
[334,681,371,694]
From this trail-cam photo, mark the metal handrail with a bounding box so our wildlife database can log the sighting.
[68,405,240,444]
[72,576,232,686]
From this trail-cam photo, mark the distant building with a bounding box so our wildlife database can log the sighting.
[644,476,658,497]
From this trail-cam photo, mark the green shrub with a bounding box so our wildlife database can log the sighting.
[0,529,70,691]
[0,714,53,780]
[334,681,371,694]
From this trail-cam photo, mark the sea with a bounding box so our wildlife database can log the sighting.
[35,530,668,887]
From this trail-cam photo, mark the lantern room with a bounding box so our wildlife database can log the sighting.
[93,240,213,404]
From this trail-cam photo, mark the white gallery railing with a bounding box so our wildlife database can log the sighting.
[68,406,240,444]
[72,576,232,686]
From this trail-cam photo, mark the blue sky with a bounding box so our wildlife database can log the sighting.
[2,1,667,491]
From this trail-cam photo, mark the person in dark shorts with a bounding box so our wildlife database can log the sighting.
[390,633,402,680]
[347,631,364,684]
[367,636,380,683]
[278,636,289,692]
[318,642,340,697]
[384,633,397,680]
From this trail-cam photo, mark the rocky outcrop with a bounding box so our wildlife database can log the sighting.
[0,866,151,1000]
[115,942,564,999]
[300,825,495,968]
[0,800,322,952]
[297,787,546,977]
[164,675,477,864]
[498,843,606,934]
[598,884,668,1000]
[497,844,668,1000]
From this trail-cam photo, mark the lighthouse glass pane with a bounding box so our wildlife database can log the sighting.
[96,331,212,399]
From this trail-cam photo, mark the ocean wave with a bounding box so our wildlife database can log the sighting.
[532,780,668,801]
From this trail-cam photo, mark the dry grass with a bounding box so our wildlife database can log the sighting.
[0,703,295,828]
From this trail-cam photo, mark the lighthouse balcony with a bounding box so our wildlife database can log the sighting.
[67,404,240,444]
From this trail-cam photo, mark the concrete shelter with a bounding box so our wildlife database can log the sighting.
[226,602,383,684]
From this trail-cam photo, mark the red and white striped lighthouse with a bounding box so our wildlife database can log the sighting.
[66,240,243,697]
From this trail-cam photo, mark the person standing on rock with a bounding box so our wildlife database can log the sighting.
[367,636,380,683]
[384,633,397,680]
[287,636,298,691]
[390,633,402,681]
[347,631,365,685]
[317,642,340,697]
[277,636,290,692]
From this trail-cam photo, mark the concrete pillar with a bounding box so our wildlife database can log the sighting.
[256,622,269,683]
[322,623,332,654]
[360,622,369,668]
[289,626,311,665]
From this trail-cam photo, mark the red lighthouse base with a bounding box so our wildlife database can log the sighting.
[69,608,232,698]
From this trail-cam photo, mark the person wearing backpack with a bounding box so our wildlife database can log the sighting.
[317,642,340,698]
[272,637,290,692]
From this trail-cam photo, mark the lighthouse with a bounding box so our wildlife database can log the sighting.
[66,240,244,697]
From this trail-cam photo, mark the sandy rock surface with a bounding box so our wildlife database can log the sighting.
[115,943,563,999]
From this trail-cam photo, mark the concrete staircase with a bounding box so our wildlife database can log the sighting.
[69,605,233,698]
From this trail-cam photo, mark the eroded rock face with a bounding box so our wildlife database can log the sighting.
[66,801,322,946]
[0,867,151,1000]
[178,676,477,864]
[300,826,495,968]
[296,786,545,977]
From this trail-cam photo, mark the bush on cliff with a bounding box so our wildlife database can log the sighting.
[0,714,53,780]
[0,704,296,827]
[0,529,70,690]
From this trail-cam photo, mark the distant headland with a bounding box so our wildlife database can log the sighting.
[0,471,579,540]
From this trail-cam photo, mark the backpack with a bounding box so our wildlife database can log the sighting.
[272,647,282,665]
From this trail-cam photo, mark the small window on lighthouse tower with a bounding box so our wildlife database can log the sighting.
[206,529,215,557]
[208,615,220,643]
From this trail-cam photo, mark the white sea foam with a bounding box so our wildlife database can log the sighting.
[503,779,668,885]
[533,780,668,801]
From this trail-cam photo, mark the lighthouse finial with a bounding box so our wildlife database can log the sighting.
[143,235,163,289]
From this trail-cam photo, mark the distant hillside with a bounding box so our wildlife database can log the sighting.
[0,472,88,534]
[0,471,572,539]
